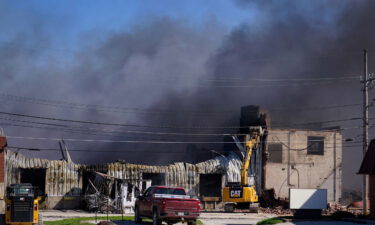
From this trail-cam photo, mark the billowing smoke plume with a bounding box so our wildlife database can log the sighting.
[1,1,375,190]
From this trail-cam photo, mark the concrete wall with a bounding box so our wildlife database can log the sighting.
[265,129,342,202]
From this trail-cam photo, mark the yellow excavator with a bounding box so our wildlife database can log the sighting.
[222,126,264,213]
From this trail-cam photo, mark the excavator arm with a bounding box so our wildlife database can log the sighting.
[222,124,265,212]
[240,127,263,186]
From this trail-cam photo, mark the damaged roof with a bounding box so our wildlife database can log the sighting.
[358,139,375,174]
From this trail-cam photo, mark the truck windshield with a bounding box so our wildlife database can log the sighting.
[11,188,32,195]
[154,188,186,195]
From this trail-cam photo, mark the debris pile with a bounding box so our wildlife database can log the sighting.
[83,172,151,213]
[260,206,292,215]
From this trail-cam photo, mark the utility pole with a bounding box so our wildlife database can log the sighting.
[363,49,370,214]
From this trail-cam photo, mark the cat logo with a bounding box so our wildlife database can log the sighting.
[230,189,242,198]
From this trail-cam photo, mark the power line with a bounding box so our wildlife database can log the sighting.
[5,136,247,144]
[166,75,360,83]
[0,117,247,136]
[0,112,247,129]
[0,93,362,116]
[0,120,363,140]
[0,110,365,130]
[3,133,360,145]
[0,93,235,115]
[272,117,362,127]
[268,103,362,112]
[135,79,357,88]
[6,143,363,154]
[2,122,362,148]
[0,122,170,141]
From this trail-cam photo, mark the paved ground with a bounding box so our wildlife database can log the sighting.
[42,210,127,221]
[198,213,274,225]
[42,210,273,224]
[279,221,375,225]
[41,210,375,225]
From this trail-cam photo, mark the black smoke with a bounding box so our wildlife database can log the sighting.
[1,1,375,190]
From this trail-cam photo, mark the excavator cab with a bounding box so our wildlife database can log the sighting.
[5,183,43,225]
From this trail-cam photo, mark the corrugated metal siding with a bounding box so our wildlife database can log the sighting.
[6,151,82,196]
[5,150,242,198]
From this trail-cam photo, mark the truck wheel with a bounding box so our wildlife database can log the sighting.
[38,213,43,225]
[152,209,161,225]
[134,207,142,224]
[187,220,196,225]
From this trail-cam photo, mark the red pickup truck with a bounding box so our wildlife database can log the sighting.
[135,186,200,225]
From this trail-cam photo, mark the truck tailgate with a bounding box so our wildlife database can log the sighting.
[153,194,200,213]
[163,198,199,212]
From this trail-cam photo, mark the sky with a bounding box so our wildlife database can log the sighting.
[0,0,251,47]
[0,0,374,192]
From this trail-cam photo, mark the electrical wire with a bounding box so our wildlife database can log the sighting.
[0,110,365,130]
[0,117,247,136]
[198,75,360,82]
[0,93,362,116]
[6,143,363,154]
[5,135,248,144]
[133,79,358,88]
[3,131,360,145]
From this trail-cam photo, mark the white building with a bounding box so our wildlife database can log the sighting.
[265,128,342,202]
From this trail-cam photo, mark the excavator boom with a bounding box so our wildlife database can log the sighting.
[222,126,264,212]
[241,136,260,186]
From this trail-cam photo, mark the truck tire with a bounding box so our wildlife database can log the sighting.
[134,207,142,224]
[188,220,196,225]
[152,209,161,225]
[38,213,43,225]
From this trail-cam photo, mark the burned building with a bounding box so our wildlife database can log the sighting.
[0,105,343,212]
[0,136,244,211]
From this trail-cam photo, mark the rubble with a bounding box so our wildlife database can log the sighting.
[259,206,292,215]
[83,172,151,213]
